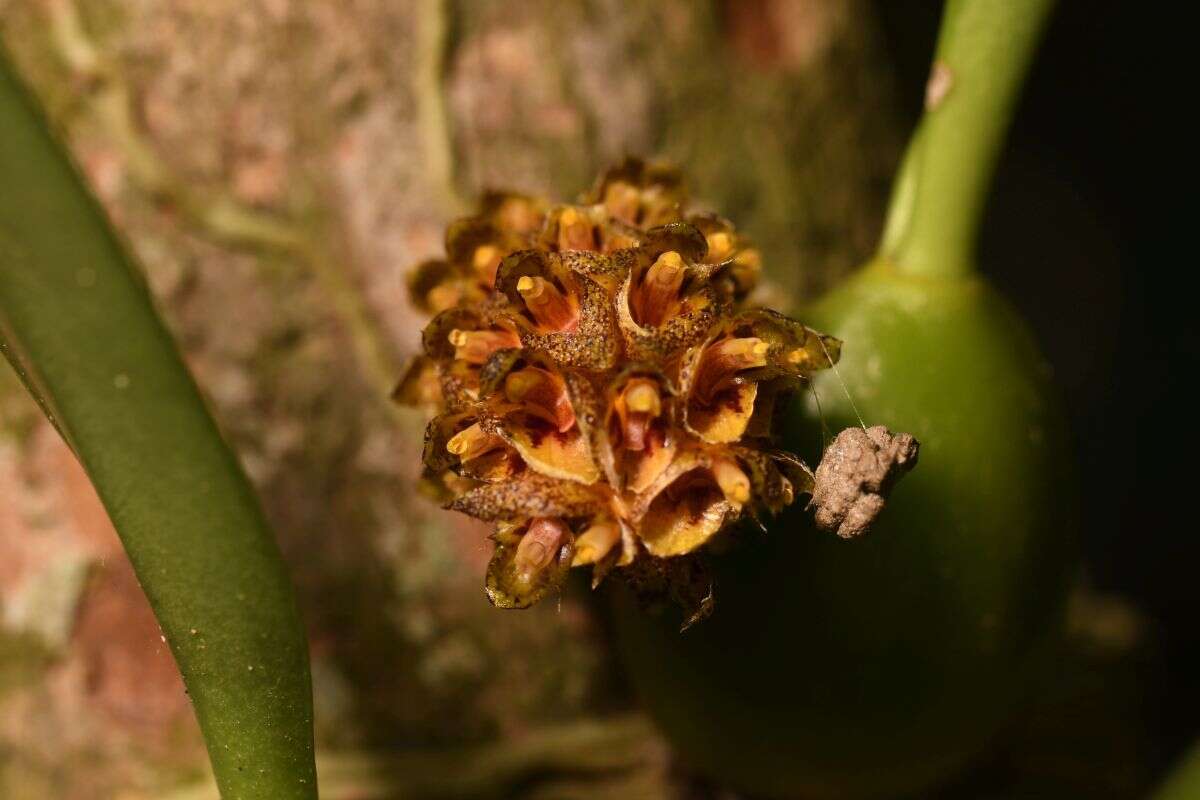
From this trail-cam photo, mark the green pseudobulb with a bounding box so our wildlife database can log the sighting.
[612,260,1076,799]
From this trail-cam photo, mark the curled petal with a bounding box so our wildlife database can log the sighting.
[617,275,726,363]
[601,366,677,491]
[408,259,474,314]
[503,366,575,432]
[421,412,478,475]
[686,382,757,444]
[445,217,523,289]
[633,451,735,557]
[498,416,600,485]
[486,518,574,609]
[725,308,843,379]
[688,337,771,402]
[625,431,677,495]
[584,157,686,228]
[478,190,547,236]
[688,212,761,298]
[638,223,709,265]
[732,448,798,515]
[639,477,730,557]
[422,306,519,364]
[392,355,442,408]
[679,335,771,443]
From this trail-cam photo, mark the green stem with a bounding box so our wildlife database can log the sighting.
[879,0,1057,279]
[0,48,317,799]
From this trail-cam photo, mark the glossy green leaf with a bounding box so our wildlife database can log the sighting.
[0,48,317,799]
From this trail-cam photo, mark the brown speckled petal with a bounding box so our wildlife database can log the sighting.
[421,412,478,475]
[731,308,843,378]
[559,249,633,295]
[475,347,526,399]
[447,471,601,522]
[562,370,612,484]
[687,212,762,299]
[519,271,622,370]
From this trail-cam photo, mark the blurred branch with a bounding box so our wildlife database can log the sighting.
[415,0,468,215]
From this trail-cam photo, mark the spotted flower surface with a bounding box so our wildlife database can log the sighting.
[396,159,843,626]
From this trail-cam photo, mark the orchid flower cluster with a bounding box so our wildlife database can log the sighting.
[396,160,843,624]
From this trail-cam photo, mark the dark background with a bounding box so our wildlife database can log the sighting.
[875,0,1194,771]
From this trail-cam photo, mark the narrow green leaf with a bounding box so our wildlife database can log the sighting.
[0,47,317,799]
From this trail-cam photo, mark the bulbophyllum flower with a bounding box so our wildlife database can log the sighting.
[396,159,855,626]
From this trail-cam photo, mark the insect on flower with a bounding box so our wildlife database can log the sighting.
[395,159,909,626]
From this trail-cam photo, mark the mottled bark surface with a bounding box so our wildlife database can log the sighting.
[0,1,897,795]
